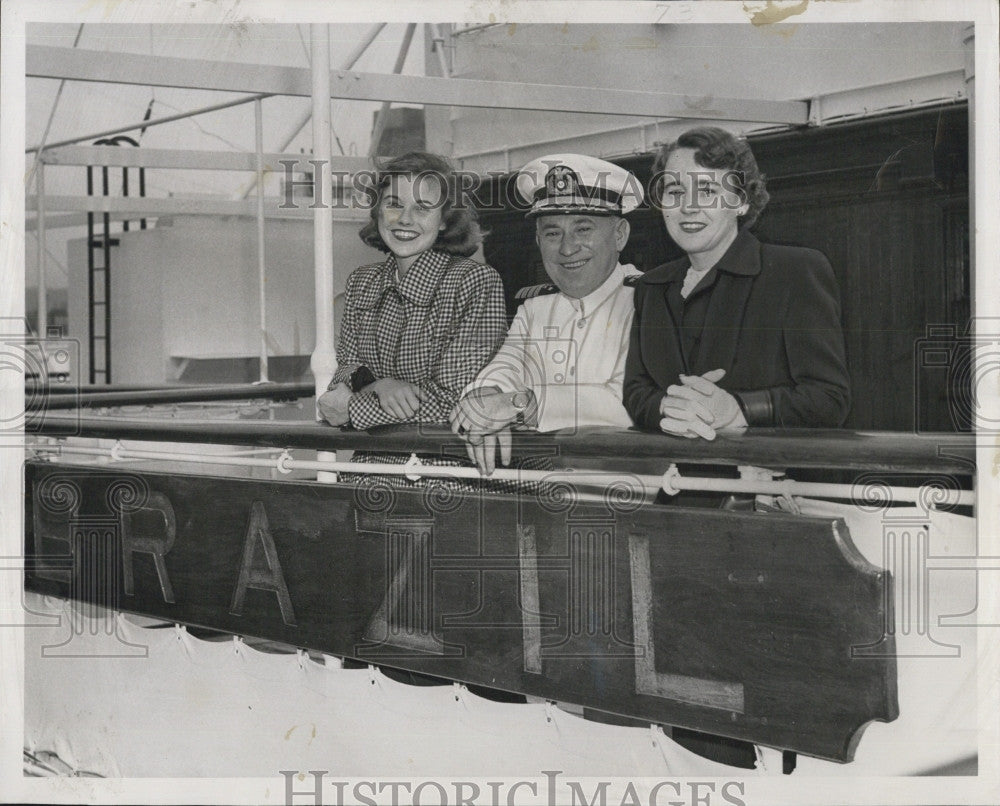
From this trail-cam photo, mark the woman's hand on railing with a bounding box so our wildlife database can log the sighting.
[317,382,353,426]
[364,378,423,420]
[659,369,747,440]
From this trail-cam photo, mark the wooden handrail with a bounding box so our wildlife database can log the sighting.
[27,414,976,475]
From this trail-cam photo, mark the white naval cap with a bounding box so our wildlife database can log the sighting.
[516,153,643,219]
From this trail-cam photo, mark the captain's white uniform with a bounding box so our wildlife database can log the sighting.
[465,262,640,432]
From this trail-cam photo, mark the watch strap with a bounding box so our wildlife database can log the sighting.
[349,365,377,393]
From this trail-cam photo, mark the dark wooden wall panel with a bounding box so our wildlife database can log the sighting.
[758,192,957,430]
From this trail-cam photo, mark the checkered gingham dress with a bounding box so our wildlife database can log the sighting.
[331,249,511,492]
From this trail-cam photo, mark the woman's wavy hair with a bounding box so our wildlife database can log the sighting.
[650,127,770,229]
[358,151,484,257]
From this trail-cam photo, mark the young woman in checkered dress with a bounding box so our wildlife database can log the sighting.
[317,152,507,490]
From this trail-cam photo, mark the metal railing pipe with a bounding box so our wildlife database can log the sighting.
[254,98,269,383]
[35,381,313,409]
[661,465,974,508]
[29,443,975,508]
[35,160,48,335]
[34,442,662,497]
[309,24,337,403]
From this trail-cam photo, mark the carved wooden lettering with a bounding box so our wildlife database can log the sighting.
[627,532,745,712]
[23,462,898,762]
[230,501,296,626]
[517,524,543,674]
[120,491,176,603]
[360,518,459,657]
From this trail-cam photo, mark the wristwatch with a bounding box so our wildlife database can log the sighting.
[510,390,532,424]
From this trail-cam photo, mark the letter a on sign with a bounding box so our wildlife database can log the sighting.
[230,501,296,626]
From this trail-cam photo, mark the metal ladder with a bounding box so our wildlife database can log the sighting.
[86,135,147,384]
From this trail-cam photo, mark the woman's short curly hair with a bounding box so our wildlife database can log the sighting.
[358,151,484,257]
[651,127,770,229]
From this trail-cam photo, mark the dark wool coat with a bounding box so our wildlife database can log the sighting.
[623,229,850,430]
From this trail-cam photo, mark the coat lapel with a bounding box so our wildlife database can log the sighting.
[694,231,762,377]
[638,262,688,389]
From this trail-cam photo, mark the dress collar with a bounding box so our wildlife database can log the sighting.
[354,249,453,309]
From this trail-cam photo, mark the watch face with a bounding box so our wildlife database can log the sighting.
[512,391,530,410]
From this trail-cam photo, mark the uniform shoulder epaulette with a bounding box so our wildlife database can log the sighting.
[515,282,559,300]
[622,274,642,287]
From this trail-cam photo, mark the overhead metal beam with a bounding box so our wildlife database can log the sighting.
[368,22,417,159]
[26,91,274,154]
[28,23,85,177]
[239,22,386,201]
[27,44,809,125]
[25,213,92,231]
[39,145,370,173]
[26,194,366,221]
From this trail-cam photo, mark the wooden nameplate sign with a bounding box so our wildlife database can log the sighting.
[24,461,897,762]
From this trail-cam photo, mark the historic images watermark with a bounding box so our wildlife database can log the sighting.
[914,320,1000,434]
[280,770,748,806]
[275,161,747,214]
[0,318,79,445]
[17,470,152,657]
[844,320,987,660]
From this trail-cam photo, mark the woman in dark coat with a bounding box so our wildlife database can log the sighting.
[623,127,850,439]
